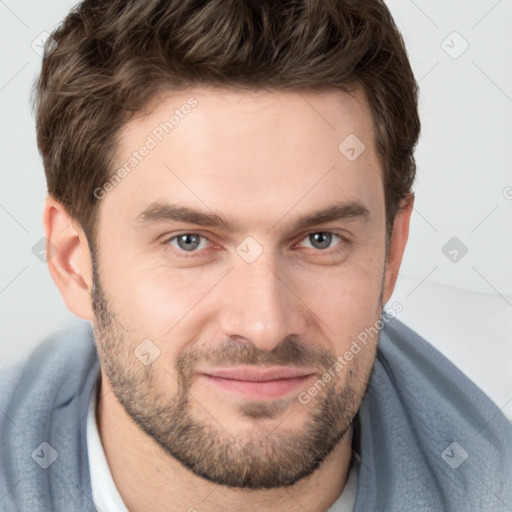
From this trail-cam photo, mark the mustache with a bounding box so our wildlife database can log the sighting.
[176,336,338,376]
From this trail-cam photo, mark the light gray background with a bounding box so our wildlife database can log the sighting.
[1,1,512,367]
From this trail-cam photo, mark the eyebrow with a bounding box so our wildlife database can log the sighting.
[133,200,371,234]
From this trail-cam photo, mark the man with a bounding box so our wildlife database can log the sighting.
[1,0,510,511]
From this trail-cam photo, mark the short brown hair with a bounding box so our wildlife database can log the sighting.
[33,0,420,250]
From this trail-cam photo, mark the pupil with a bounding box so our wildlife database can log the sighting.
[311,232,331,249]
[178,234,200,251]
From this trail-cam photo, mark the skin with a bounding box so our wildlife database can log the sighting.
[44,86,413,512]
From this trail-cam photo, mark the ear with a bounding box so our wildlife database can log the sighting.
[381,194,414,305]
[43,195,95,321]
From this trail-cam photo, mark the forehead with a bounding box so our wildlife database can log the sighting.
[99,86,384,232]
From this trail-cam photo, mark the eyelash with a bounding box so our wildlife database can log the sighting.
[162,231,350,258]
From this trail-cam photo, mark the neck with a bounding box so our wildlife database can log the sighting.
[96,372,354,512]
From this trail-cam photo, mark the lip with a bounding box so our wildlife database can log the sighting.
[199,366,316,400]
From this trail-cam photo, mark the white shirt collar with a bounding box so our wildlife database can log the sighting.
[87,377,130,512]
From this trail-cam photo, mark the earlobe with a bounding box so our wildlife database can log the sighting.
[381,194,414,306]
[43,196,95,321]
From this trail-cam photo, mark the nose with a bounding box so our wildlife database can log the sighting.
[217,253,309,352]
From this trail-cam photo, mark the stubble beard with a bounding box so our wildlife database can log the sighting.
[90,257,382,489]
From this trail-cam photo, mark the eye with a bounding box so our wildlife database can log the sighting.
[297,232,345,251]
[166,233,211,254]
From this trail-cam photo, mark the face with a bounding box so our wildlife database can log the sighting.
[91,86,389,489]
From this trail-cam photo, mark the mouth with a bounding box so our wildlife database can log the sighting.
[199,366,316,400]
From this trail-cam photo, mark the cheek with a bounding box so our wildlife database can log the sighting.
[294,258,384,349]
[297,256,383,325]
[98,237,187,317]
[103,259,225,354]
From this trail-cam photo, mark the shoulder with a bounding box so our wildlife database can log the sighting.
[0,319,100,509]
[377,316,512,443]
[358,316,512,509]
[0,319,97,408]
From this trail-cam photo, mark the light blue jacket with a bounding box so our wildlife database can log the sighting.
[0,318,511,511]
